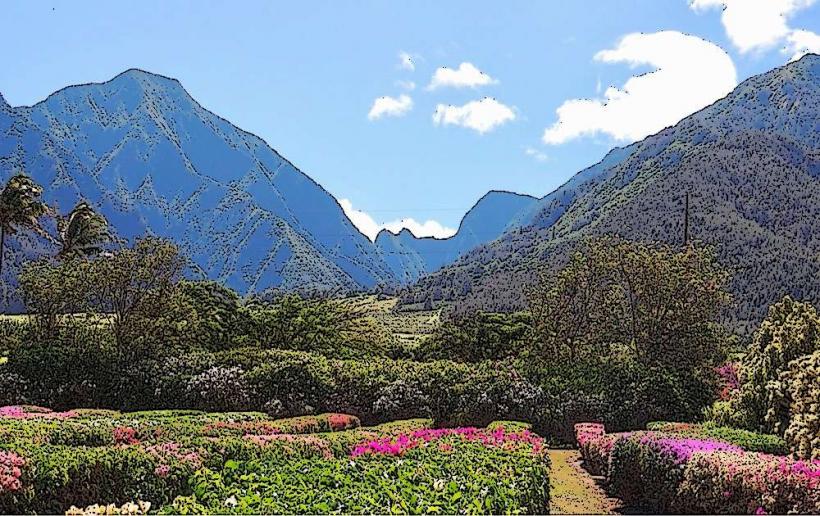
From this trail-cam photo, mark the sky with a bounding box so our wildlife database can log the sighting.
[2,1,819,240]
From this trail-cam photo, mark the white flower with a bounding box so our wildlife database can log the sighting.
[224,496,238,507]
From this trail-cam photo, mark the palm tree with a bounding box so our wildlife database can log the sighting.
[0,174,50,279]
[57,201,113,260]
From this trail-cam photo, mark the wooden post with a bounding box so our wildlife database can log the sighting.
[683,192,690,246]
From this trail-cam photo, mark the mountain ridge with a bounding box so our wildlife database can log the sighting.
[403,53,820,332]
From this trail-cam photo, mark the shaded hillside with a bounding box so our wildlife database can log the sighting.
[404,54,820,334]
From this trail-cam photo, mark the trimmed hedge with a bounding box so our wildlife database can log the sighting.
[575,423,820,514]
[646,421,788,455]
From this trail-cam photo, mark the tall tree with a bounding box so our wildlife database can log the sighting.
[57,201,113,260]
[0,174,50,279]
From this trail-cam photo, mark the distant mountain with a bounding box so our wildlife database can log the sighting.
[0,71,538,308]
[375,190,537,283]
[405,54,820,333]
[0,69,398,305]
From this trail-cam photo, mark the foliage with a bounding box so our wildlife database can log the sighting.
[0,174,50,279]
[56,202,113,260]
[164,429,549,515]
[528,235,730,372]
[420,311,532,362]
[770,349,820,459]
[717,296,820,439]
[0,409,547,514]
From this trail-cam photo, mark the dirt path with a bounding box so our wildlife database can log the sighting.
[548,449,622,515]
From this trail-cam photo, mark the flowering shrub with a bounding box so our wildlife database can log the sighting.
[716,362,740,400]
[0,451,25,494]
[0,405,77,419]
[112,427,139,445]
[678,451,820,514]
[244,434,333,459]
[576,422,820,514]
[646,421,788,455]
[574,423,613,476]
[201,413,360,437]
[166,430,550,514]
[350,425,545,458]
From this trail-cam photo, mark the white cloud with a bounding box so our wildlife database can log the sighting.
[339,199,383,241]
[525,147,549,162]
[382,219,457,239]
[395,80,416,91]
[367,94,413,120]
[339,199,456,241]
[690,0,818,57]
[433,97,516,134]
[426,62,498,90]
[398,51,416,71]
[784,29,820,60]
[542,31,737,145]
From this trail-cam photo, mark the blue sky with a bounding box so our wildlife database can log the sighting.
[2,1,819,239]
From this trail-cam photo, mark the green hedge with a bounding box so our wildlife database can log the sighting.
[162,439,550,514]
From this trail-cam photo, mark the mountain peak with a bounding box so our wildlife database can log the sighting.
[0,92,9,111]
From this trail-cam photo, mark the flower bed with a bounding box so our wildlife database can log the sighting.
[0,409,545,514]
[574,422,820,514]
[166,425,550,515]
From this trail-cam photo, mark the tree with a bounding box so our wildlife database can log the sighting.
[84,237,189,357]
[730,296,820,434]
[57,201,113,260]
[0,174,50,279]
[527,235,730,371]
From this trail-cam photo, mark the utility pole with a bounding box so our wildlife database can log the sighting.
[683,191,690,246]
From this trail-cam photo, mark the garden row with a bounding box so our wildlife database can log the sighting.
[1,339,717,444]
[575,422,819,514]
[0,405,549,514]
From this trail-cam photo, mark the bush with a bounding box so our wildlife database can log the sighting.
[774,349,820,459]
[678,451,820,514]
[0,445,194,514]
[727,296,820,434]
[580,425,820,515]
[646,421,788,455]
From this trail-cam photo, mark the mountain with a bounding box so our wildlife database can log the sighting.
[375,190,537,283]
[0,70,537,308]
[405,54,820,333]
[0,69,398,304]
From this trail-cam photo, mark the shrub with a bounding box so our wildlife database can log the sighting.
[678,451,820,514]
[729,296,820,434]
[186,366,250,413]
[774,349,820,459]
[646,421,788,455]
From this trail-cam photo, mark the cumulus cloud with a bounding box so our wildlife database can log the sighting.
[339,199,456,241]
[426,62,498,90]
[367,94,413,120]
[690,0,819,59]
[784,28,820,60]
[524,147,549,162]
[398,51,416,71]
[542,31,737,145]
[433,97,516,134]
